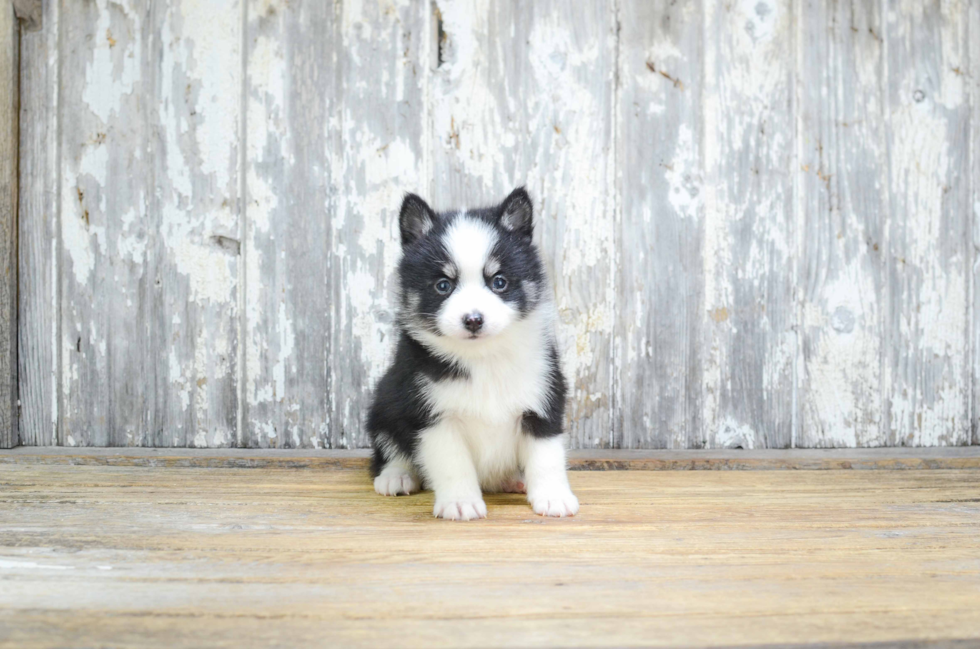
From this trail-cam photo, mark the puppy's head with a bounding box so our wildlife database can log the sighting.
[397,187,545,346]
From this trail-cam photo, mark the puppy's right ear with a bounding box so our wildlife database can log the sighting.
[399,193,436,248]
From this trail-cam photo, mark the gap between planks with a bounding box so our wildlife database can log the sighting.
[1,446,979,470]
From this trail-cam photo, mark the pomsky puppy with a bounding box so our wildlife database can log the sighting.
[366,187,579,520]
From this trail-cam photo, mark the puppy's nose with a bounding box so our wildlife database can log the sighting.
[463,312,484,333]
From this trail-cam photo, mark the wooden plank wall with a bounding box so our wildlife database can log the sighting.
[0,0,18,448]
[16,0,980,449]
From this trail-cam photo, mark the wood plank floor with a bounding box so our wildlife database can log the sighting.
[0,463,978,648]
[4,446,980,471]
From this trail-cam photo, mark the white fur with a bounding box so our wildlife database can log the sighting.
[404,215,576,519]
[485,257,501,276]
[524,436,579,517]
[417,311,553,499]
[417,420,488,520]
[374,455,420,496]
[436,217,517,340]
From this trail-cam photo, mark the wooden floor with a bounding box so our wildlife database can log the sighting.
[1,462,979,648]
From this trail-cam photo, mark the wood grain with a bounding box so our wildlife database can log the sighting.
[701,0,796,449]
[15,0,980,449]
[147,0,242,448]
[0,464,978,648]
[973,0,980,447]
[16,0,58,446]
[617,0,703,449]
[242,0,338,448]
[53,0,243,447]
[329,0,429,449]
[430,1,618,448]
[2,446,979,471]
[884,1,971,446]
[243,0,429,449]
[58,0,131,446]
[798,0,886,447]
[0,0,17,448]
[10,0,40,31]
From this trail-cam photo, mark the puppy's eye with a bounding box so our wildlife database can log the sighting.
[491,275,508,292]
[435,279,453,295]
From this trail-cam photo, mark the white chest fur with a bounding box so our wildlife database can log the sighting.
[419,307,554,423]
[425,349,548,424]
[418,310,554,487]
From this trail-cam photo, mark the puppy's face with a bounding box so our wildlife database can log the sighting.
[398,188,544,343]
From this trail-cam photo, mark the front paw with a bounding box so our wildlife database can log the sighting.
[433,496,487,521]
[529,488,579,517]
[374,472,419,496]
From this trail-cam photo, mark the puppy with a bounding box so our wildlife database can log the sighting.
[366,187,579,520]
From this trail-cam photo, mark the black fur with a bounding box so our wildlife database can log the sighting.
[521,345,567,439]
[367,188,566,478]
[366,333,466,476]
[396,188,547,332]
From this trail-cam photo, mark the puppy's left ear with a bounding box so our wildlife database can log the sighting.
[498,187,533,238]
[399,193,437,248]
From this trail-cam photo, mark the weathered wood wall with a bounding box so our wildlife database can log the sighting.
[1,0,19,448]
[17,0,980,449]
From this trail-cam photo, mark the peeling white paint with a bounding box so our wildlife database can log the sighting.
[170,347,190,413]
[175,0,241,193]
[81,0,139,125]
[713,417,757,449]
[665,124,702,220]
[116,206,147,265]
[170,235,237,305]
[24,0,977,450]
[273,301,295,402]
[61,192,95,286]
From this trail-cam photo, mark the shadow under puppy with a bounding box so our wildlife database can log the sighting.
[367,187,579,520]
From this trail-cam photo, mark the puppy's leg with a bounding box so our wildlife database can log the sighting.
[522,435,579,517]
[418,420,487,521]
[374,453,420,496]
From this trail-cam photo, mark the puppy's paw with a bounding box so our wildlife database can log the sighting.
[433,496,487,521]
[374,472,419,496]
[528,488,579,517]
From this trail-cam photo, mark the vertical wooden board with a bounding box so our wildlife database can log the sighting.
[146,0,242,447]
[242,0,338,448]
[430,0,618,448]
[58,0,241,447]
[701,0,796,449]
[11,1,41,30]
[884,1,971,446]
[58,0,145,446]
[18,0,59,446]
[328,0,431,449]
[972,0,980,446]
[616,1,704,449]
[244,0,429,448]
[0,2,17,448]
[798,1,887,447]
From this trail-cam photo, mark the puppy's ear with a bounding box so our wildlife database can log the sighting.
[399,193,436,248]
[498,186,533,238]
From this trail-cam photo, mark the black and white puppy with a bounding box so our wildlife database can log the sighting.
[366,187,579,521]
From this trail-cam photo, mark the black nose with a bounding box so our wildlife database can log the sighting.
[462,312,484,333]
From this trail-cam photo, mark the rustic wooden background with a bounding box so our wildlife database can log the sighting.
[17,0,980,449]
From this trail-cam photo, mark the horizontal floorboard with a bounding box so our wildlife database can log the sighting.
[1,446,980,470]
[0,465,978,648]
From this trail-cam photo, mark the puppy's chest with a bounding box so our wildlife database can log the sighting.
[426,353,548,424]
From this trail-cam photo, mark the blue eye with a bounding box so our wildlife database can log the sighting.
[491,275,507,292]
[435,279,452,295]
